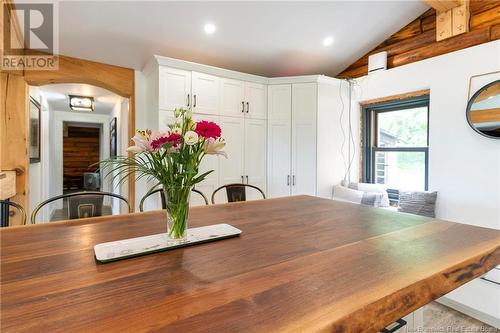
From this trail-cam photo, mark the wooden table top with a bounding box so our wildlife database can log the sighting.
[1,196,499,333]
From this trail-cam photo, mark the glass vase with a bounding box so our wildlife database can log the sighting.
[163,186,191,241]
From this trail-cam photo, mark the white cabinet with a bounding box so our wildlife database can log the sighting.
[219,117,245,185]
[245,82,267,119]
[244,119,267,198]
[220,79,267,119]
[267,80,345,199]
[220,78,245,117]
[159,67,191,111]
[291,83,316,196]
[219,116,267,200]
[191,71,220,115]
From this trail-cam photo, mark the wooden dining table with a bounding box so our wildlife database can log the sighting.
[1,195,499,332]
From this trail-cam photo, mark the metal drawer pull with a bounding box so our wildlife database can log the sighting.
[193,94,197,108]
[379,319,407,333]
[186,94,190,107]
[241,101,245,113]
[246,102,249,113]
[292,175,296,186]
[246,175,249,184]
[287,175,290,186]
[241,176,244,183]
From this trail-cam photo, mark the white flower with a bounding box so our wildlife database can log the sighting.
[184,131,199,146]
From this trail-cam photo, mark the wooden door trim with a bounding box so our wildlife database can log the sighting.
[23,55,136,211]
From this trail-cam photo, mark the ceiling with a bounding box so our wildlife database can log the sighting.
[51,1,428,77]
[40,83,122,114]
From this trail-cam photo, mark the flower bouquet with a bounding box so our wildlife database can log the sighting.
[100,108,226,240]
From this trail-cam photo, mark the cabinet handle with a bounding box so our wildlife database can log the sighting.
[379,319,407,333]
[186,94,190,107]
[241,176,244,183]
[241,101,245,113]
[287,175,290,186]
[292,175,296,186]
[246,102,249,113]
[246,175,249,184]
[193,94,197,108]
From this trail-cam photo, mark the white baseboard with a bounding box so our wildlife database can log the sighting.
[437,297,500,329]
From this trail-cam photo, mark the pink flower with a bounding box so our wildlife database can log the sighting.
[127,131,153,153]
[195,121,222,139]
[203,138,227,158]
[151,133,181,151]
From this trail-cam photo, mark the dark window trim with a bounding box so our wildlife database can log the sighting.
[363,95,430,197]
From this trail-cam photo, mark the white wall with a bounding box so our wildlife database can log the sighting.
[350,40,500,326]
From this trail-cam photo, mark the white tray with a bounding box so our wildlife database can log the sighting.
[94,223,242,263]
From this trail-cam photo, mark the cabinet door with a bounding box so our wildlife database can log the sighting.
[219,117,245,187]
[291,83,317,196]
[268,84,291,120]
[267,119,291,198]
[192,71,220,115]
[191,114,220,206]
[244,119,267,200]
[220,78,245,118]
[158,67,191,111]
[245,82,267,119]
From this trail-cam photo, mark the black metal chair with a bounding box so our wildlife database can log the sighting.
[31,191,131,224]
[139,188,209,212]
[211,183,266,204]
[0,200,27,226]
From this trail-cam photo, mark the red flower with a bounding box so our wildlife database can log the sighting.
[151,133,181,150]
[195,121,221,139]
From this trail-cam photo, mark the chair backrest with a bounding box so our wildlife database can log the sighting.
[139,188,209,212]
[211,183,266,204]
[0,200,27,226]
[31,191,131,224]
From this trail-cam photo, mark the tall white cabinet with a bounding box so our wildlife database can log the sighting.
[144,56,268,206]
[267,78,348,199]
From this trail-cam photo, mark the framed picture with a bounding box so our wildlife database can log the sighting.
[29,97,41,163]
[110,117,117,158]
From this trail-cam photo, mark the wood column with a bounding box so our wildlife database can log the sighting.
[0,72,29,225]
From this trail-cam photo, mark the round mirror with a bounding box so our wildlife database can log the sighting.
[466,80,500,139]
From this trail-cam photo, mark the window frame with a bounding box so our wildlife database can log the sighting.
[363,95,430,196]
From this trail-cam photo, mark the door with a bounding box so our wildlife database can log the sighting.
[191,114,220,206]
[245,82,267,119]
[220,78,245,118]
[267,119,291,198]
[158,67,191,111]
[218,116,245,187]
[268,84,291,120]
[291,83,316,196]
[244,119,267,200]
[191,71,219,115]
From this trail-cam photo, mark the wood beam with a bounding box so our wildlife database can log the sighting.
[0,72,29,225]
[425,0,462,12]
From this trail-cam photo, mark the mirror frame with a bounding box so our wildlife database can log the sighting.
[466,79,500,139]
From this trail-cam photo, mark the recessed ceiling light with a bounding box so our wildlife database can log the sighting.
[204,23,216,35]
[323,36,334,47]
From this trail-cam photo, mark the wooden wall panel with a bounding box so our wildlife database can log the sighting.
[63,127,100,190]
[338,1,500,78]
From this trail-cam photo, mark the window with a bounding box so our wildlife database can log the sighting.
[363,95,429,202]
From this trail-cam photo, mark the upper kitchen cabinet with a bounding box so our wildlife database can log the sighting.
[144,55,268,121]
[191,71,220,115]
[220,79,267,119]
[158,67,191,111]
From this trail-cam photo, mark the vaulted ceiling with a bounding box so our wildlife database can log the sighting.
[50,1,428,77]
